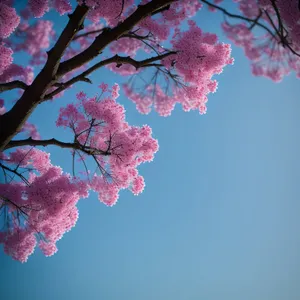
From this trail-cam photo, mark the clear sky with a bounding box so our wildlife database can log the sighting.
[1,2,300,300]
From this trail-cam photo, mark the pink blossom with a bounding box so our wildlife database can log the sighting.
[13,20,54,56]
[39,241,58,257]
[21,122,41,139]
[0,3,20,39]
[0,148,89,262]
[110,38,143,56]
[84,0,135,25]
[3,229,36,263]
[53,0,72,15]
[125,21,232,116]
[28,0,72,17]
[111,83,120,99]
[28,0,50,17]
[57,84,158,206]
[131,175,145,195]
[0,44,13,76]
[99,83,108,92]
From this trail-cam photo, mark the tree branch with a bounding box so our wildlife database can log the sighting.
[0,195,29,216]
[0,81,28,93]
[5,137,111,156]
[43,52,176,100]
[0,163,30,185]
[73,28,105,40]
[248,10,262,30]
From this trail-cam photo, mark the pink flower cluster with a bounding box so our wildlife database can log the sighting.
[0,2,20,77]
[123,84,176,116]
[20,122,41,139]
[0,44,13,76]
[82,0,135,25]
[28,0,72,17]
[11,20,55,66]
[0,3,55,84]
[110,38,143,56]
[0,64,34,85]
[0,0,72,79]
[57,83,158,206]
[125,21,233,116]
[0,148,89,262]
[139,0,202,42]
[0,2,20,39]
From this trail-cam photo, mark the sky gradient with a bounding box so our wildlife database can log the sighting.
[1,2,300,300]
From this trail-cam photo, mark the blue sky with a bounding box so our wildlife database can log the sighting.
[1,2,300,300]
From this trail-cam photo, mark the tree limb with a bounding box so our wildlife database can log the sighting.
[5,137,111,156]
[0,81,28,93]
[43,52,176,100]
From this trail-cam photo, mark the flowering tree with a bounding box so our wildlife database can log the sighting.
[0,0,299,262]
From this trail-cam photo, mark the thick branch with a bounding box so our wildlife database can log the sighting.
[0,80,28,93]
[5,137,110,156]
[44,52,176,100]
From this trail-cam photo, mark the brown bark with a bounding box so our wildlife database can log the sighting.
[0,80,28,93]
